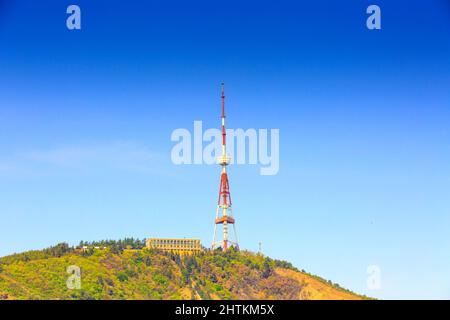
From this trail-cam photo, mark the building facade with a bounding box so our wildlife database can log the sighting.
[145,238,202,254]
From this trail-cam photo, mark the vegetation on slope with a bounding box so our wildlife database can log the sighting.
[0,240,369,300]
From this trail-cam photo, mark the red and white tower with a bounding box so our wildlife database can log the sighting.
[212,83,239,251]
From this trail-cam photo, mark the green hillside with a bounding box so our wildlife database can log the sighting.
[0,241,369,300]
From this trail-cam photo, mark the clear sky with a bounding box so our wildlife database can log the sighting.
[0,0,449,299]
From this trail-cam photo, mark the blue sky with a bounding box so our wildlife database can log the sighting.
[0,0,449,299]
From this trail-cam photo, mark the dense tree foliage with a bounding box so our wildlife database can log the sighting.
[79,238,145,250]
[0,241,369,300]
[0,243,74,265]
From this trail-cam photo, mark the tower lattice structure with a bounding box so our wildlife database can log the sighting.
[212,83,239,251]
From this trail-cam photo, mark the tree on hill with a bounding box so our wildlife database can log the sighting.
[262,258,273,279]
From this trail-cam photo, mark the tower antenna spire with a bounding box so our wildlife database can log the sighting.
[212,83,239,251]
[221,82,226,150]
[221,82,225,119]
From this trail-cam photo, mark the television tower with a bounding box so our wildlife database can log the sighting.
[212,83,239,251]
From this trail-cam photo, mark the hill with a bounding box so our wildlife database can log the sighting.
[0,241,369,300]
